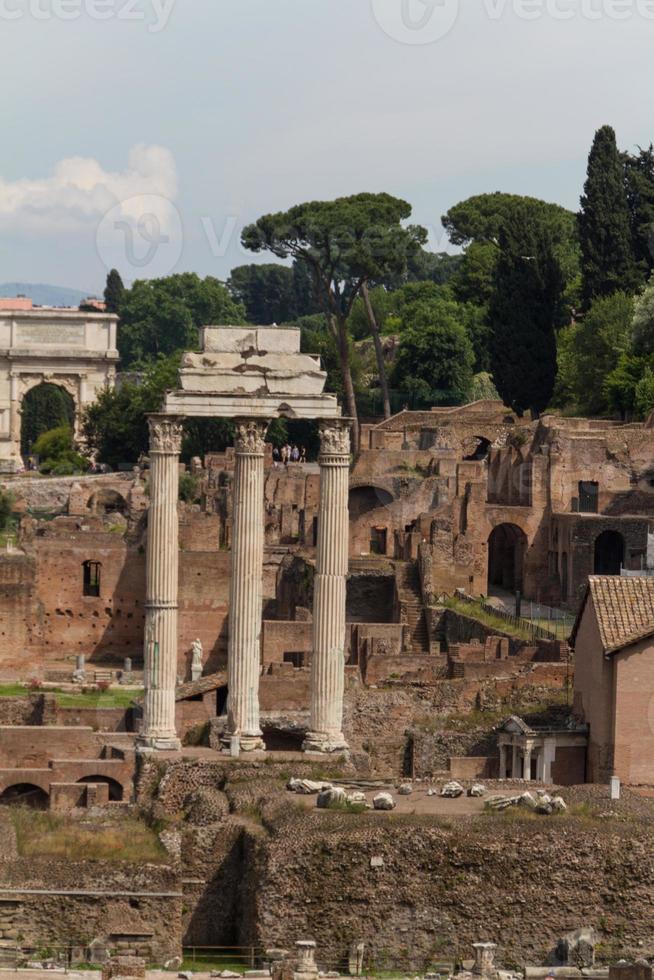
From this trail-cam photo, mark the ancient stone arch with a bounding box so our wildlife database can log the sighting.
[0,309,118,471]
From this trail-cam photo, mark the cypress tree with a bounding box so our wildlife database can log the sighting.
[624,144,654,284]
[104,268,125,314]
[578,126,638,306]
[488,205,563,418]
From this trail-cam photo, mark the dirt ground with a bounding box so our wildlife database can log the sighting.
[289,778,654,819]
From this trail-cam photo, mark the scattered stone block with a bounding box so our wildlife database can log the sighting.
[398,784,413,795]
[441,781,465,798]
[373,792,396,810]
[469,784,486,797]
[316,787,346,808]
[288,778,332,795]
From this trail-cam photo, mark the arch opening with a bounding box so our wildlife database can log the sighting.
[594,530,624,576]
[0,783,49,809]
[76,775,123,801]
[348,485,394,520]
[488,523,528,592]
[87,489,128,517]
[465,437,492,462]
[20,382,75,457]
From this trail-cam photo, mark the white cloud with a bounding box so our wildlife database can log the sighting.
[0,144,177,235]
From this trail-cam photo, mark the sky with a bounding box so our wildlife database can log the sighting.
[1,0,654,293]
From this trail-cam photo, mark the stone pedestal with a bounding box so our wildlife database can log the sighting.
[304,420,351,753]
[472,943,497,977]
[222,419,269,752]
[138,416,183,752]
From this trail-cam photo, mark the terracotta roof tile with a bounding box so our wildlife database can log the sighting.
[587,576,654,652]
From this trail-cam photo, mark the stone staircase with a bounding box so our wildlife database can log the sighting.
[394,561,429,655]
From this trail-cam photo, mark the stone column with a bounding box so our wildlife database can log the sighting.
[499,742,507,779]
[304,420,351,753]
[511,743,519,779]
[222,418,269,752]
[523,744,533,781]
[138,415,183,751]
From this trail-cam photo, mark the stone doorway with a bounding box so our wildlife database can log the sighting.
[487,523,528,592]
[594,530,624,575]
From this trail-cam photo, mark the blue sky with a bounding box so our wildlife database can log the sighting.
[1,0,653,293]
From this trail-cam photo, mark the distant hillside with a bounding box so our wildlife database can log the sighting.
[0,282,95,307]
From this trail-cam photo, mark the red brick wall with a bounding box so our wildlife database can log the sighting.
[551,745,586,785]
[613,637,654,785]
[573,600,615,782]
[262,621,312,665]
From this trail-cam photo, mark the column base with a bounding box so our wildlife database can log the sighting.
[302,731,349,754]
[136,734,182,753]
[220,733,266,753]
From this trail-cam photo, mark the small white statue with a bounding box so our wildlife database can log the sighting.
[190,638,203,681]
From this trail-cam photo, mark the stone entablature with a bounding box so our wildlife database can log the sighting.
[0,309,119,471]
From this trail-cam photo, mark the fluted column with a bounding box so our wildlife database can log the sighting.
[138,415,183,752]
[222,418,269,752]
[304,419,351,753]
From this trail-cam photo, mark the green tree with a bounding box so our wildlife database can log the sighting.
[104,269,125,314]
[392,298,475,405]
[20,383,75,456]
[228,264,299,324]
[578,125,638,306]
[242,193,427,447]
[556,292,634,415]
[83,354,236,470]
[635,366,654,420]
[603,353,647,420]
[444,193,580,311]
[118,273,246,368]
[632,273,654,355]
[624,144,654,283]
[32,426,89,475]
[488,205,564,418]
[0,490,14,532]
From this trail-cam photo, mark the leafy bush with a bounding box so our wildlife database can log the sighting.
[32,426,89,475]
[0,490,14,531]
[178,472,201,503]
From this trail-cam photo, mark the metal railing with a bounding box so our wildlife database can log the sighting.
[453,590,572,642]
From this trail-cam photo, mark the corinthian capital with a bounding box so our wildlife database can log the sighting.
[234,418,269,455]
[148,415,184,455]
[319,419,351,458]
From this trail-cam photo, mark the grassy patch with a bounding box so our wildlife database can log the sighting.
[0,684,32,697]
[444,596,533,639]
[180,953,251,974]
[0,684,141,708]
[11,809,167,863]
[325,798,368,814]
[56,688,140,708]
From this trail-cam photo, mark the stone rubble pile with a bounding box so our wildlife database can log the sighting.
[485,790,568,814]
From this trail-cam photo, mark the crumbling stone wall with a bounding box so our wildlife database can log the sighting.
[241,800,654,970]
